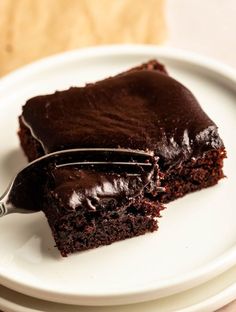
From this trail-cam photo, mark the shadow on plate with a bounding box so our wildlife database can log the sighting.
[0,212,62,264]
[1,148,27,183]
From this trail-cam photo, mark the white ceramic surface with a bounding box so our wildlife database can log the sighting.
[1,259,236,312]
[0,46,236,306]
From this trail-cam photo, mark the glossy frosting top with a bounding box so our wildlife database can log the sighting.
[48,166,158,212]
[22,69,224,168]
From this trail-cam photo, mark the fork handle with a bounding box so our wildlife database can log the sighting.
[0,186,12,217]
[0,198,36,217]
[0,202,7,217]
[0,198,18,216]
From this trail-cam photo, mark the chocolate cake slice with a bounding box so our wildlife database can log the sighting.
[44,163,163,256]
[18,60,226,256]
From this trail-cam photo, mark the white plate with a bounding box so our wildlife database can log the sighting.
[1,263,236,312]
[0,45,236,306]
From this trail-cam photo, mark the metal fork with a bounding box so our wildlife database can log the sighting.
[0,148,157,217]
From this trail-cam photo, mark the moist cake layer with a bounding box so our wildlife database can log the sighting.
[44,166,163,256]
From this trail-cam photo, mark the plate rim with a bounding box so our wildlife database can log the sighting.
[0,44,236,305]
[1,44,236,89]
[1,265,236,312]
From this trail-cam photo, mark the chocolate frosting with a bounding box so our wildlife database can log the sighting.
[48,166,157,212]
[22,70,224,168]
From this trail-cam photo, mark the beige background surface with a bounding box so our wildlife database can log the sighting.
[0,0,165,76]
